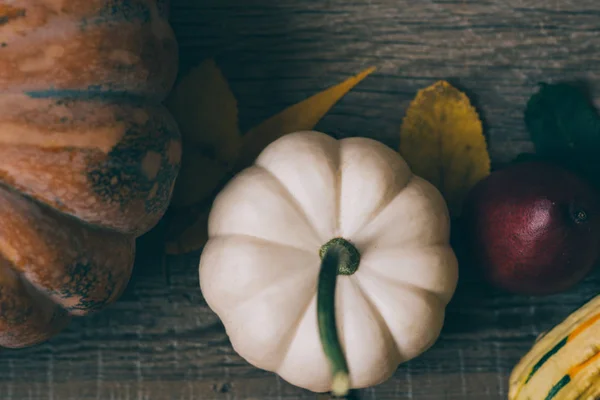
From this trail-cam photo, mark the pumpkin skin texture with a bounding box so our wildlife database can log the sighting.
[199,131,459,393]
[0,0,181,348]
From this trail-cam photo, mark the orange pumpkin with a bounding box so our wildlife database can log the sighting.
[0,0,181,348]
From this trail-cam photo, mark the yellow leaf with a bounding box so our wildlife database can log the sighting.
[399,80,491,217]
[166,59,243,207]
[235,66,377,170]
[164,64,376,254]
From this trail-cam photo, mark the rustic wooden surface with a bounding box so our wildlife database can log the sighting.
[4,0,600,399]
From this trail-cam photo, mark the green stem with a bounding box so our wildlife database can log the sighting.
[317,238,360,397]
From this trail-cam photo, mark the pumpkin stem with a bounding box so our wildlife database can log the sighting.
[317,238,360,397]
[319,238,360,275]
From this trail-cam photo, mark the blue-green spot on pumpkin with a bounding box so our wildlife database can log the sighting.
[0,5,25,26]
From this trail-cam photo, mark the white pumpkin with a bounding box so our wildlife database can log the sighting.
[199,130,459,395]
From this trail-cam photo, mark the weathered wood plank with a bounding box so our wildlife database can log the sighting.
[3,0,600,398]
[3,237,599,399]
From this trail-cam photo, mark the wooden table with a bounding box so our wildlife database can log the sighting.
[4,1,600,399]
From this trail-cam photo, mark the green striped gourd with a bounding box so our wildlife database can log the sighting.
[510,295,600,400]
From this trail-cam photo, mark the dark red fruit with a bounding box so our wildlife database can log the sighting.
[461,161,600,295]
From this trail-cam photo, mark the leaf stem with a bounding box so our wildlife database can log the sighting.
[317,239,360,397]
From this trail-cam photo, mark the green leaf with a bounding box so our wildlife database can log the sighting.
[524,82,600,184]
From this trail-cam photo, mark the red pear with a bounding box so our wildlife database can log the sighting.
[461,161,600,295]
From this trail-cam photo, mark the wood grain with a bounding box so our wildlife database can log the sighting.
[3,0,600,398]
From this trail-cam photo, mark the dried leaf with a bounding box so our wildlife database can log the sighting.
[165,65,376,254]
[166,59,242,207]
[399,80,490,217]
[166,59,242,162]
[235,66,377,170]
[165,205,211,255]
[169,147,230,208]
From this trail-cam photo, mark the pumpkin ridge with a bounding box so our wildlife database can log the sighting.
[0,260,71,349]
[223,266,319,371]
[0,181,89,231]
[350,275,403,363]
[254,164,323,242]
[212,233,317,257]
[357,265,447,308]
[0,234,75,347]
[231,257,319,315]
[352,271,447,362]
[0,100,182,235]
[336,137,413,238]
[273,292,318,373]
[350,172,415,239]
[0,180,147,239]
[0,186,135,317]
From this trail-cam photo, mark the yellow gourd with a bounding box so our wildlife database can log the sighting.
[510,295,600,400]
